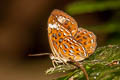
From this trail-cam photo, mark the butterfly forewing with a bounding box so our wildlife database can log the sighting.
[49,9,78,36]
[48,10,72,61]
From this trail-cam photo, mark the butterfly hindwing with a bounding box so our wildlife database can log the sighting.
[74,28,97,55]
[59,36,87,61]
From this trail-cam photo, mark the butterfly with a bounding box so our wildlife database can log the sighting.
[48,9,97,80]
[48,9,97,66]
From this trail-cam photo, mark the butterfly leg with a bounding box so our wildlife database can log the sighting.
[54,60,59,66]
[50,53,69,68]
[52,60,56,68]
[70,58,89,80]
[53,58,68,67]
[50,54,59,67]
[61,59,69,65]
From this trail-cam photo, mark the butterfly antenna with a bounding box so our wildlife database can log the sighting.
[28,53,50,56]
[70,58,89,80]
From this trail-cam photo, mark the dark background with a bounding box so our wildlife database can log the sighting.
[0,0,120,80]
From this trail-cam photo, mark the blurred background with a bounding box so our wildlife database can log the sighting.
[0,0,120,80]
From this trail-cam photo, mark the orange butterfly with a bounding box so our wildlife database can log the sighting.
[48,9,96,65]
[48,9,97,80]
[29,9,97,80]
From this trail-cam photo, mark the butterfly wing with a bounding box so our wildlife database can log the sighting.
[48,9,72,62]
[74,28,97,55]
[49,9,78,36]
[48,9,96,80]
[48,9,97,63]
[59,36,87,61]
[48,9,88,62]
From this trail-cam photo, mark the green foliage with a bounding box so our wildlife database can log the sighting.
[46,45,120,80]
[65,0,120,45]
[46,1,120,80]
[65,1,120,15]
[86,21,120,34]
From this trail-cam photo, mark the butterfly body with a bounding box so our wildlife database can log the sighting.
[48,9,97,66]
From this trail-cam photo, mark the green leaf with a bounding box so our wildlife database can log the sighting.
[46,45,120,80]
[65,1,120,15]
[56,76,67,80]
